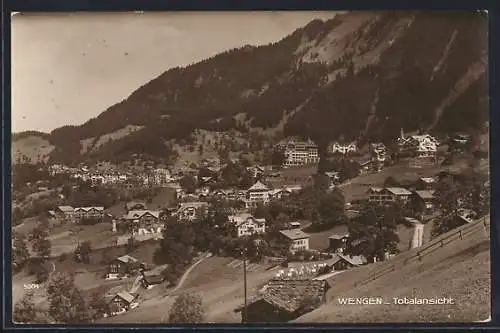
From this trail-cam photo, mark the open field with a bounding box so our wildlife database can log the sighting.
[98,256,280,323]
[296,217,490,323]
[13,239,161,310]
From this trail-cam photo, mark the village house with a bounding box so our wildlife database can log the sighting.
[285,221,302,229]
[412,190,437,216]
[269,188,292,200]
[331,253,366,271]
[235,279,330,322]
[74,206,105,220]
[367,187,412,205]
[328,232,350,253]
[246,181,272,208]
[328,141,358,155]
[55,205,76,221]
[151,168,173,186]
[106,255,143,279]
[228,213,266,237]
[123,210,162,235]
[90,174,105,187]
[449,133,471,152]
[166,182,185,200]
[109,291,139,315]
[277,138,320,168]
[175,201,209,221]
[140,267,166,289]
[397,129,439,165]
[125,201,148,212]
[198,176,217,187]
[324,171,340,189]
[279,229,310,253]
[246,166,265,179]
[414,177,437,191]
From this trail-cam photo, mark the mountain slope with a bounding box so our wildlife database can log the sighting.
[12,11,488,165]
[295,216,491,323]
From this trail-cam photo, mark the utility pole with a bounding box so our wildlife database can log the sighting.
[241,247,248,323]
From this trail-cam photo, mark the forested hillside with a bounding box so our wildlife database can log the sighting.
[12,11,488,165]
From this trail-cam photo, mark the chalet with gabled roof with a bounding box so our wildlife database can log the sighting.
[328,141,358,155]
[55,205,75,220]
[228,213,266,238]
[234,279,330,322]
[246,181,271,208]
[175,201,209,221]
[279,229,310,253]
[412,190,436,216]
[123,210,162,235]
[332,253,367,271]
[74,206,104,219]
[367,187,412,205]
[110,291,139,315]
[125,201,147,212]
[106,255,143,280]
[328,225,350,253]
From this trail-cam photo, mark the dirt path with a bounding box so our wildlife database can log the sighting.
[160,254,211,322]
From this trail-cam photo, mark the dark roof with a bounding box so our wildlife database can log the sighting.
[280,229,310,240]
[327,225,349,239]
[414,190,435,200]
[114,292,138,304]
[336,254,366,266]
[126,201,147,211]
[143,274,165,284]
[261,279,328,313]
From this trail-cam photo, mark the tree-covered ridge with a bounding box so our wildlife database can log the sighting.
[13,12,488,165]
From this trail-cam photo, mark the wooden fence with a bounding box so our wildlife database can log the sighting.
[355,216,490,287]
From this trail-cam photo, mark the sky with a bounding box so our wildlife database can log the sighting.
[11,11,338,133]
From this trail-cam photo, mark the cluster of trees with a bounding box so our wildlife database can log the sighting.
[12,164,50,191]
[317,156,361,184]
[74,241,92,264]
[26,218,53,282]
[13,232,30,272]
[431,170,489,238]
[253,186,347,233]
[14,272,110,324]
[166,292,205,323]
[31,12,485,165]
[344,203,403,262]
[181,160,256,195]
[64,181,120,209]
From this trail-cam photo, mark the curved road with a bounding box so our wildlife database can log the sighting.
[160,253,211,322]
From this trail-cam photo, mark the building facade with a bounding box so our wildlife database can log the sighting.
[228,213,266,237]
[277,139,320,168]
[279,229,310,253]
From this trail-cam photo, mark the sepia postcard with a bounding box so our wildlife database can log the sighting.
[10,11,490,325]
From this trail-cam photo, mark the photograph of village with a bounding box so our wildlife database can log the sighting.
[10,11,490,324]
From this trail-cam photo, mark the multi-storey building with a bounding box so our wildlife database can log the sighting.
[328,141,358,155]
[279,229,310,253]
[367,187,412,205]
[228,213,266,238]
[397,129,439,159]
[246,181,271,208]
[122,210,163,235]
[276,139,320,168]
[175,202,209,221]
